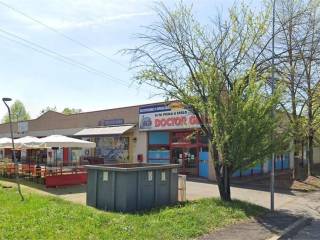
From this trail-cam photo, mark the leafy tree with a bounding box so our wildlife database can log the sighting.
[62,108,82,115]
[126,3,284,201]
[2,100,30,123]
[39,106,57,115]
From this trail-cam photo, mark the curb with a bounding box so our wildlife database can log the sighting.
[265,217,311,240]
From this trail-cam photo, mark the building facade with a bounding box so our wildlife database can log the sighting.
[0,101,315,180]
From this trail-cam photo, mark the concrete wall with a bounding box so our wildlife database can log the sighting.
[314,147,320,164]
[207,146,216,181]
[134,131,148,163]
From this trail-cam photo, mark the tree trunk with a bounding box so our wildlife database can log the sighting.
[307,89,314,177]
[210,144,231,201]
[288,18,301,181]
[307,134,314,176]
[223,165,231,201]
[293,139,300,180]
[214,165,231,201]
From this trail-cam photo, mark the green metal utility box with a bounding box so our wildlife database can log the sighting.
[85,163,179,212]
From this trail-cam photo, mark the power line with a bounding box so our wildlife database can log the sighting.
[0,31,119,82]
[0,27,131,87]
[0,0,128,69]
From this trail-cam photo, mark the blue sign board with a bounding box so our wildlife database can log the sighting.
[139,104,171,114]
[98,118,124,126]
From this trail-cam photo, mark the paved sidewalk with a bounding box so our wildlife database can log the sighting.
[186,180,298,209]
[199,211,299,240]
[280,219,319,239]
[198,190,320,240]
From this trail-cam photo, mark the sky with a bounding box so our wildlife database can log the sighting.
[0,0,260,119]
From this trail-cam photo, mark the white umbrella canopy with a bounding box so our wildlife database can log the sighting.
[0,137,12,148]
[15,136,42,149]
[38,135,96,148]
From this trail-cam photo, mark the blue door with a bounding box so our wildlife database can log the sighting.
[283,154,290,169]
[199,152,209,178]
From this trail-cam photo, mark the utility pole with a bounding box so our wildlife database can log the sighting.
[270,0,276,212]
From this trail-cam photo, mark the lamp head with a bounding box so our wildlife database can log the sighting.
[2,97,12,102]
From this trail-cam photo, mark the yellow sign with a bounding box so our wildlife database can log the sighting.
[168,102,184,111]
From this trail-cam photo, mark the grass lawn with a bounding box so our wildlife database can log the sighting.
[0,187,266,240]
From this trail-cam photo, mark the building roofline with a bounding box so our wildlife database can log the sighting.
[0,100,176,127]
[61,100,175,117]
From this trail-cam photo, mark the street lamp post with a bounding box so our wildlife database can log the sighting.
[270,0,276,212]
[2,97,24,201]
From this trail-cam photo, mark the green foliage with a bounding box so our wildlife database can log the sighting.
[0,187,265,240]
[208,70,285,171]
[313,87,320,145]
[62,108,82,115]
[39,106,57,115]
[2,100,30,123]
[130,2,281,174]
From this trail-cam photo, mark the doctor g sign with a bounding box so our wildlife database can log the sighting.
[139,103,200,131]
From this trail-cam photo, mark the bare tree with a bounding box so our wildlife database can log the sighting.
[297,0,320,176]
[271,0,310,179]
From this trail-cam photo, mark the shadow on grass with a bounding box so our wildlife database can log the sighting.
[199,200,303,239]
[125,198,266,217]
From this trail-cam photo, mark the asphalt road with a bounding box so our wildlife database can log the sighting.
[285,220,320,240]
[280,191,320,240]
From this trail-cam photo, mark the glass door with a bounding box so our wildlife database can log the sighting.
[171,147,198,176]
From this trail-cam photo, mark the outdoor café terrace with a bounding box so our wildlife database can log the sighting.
[0,135,96,188]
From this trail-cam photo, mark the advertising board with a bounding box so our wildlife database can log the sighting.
[139,103,200,131]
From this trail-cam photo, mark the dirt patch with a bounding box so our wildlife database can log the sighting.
[290,180,317,192]
[233,170,320,192]
[303,176,320,188]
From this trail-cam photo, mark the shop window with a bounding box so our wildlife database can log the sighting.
[148,144,170,164]
[148,132,170,164]
[148,132,169,145]
[171,131,196,144]
[96,136,129,161]
[56,149,63,161]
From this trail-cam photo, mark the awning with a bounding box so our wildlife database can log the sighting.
[0,137,12,148]
[74,125,135,136]
[39,135,96,148]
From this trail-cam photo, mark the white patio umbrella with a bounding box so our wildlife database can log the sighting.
[14,136,43,176]
[0,137,12,148]
[38,135,96,169]
[15,136,42,149]
[38,135,96,148]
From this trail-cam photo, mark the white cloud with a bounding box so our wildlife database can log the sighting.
[0,0,155,31]
[28,11,154,30]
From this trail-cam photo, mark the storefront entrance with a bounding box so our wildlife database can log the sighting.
[147,130,209,177]
[171,147,198,176]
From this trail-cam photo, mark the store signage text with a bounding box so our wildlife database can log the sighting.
[139,103,200,131]
[98,118,124,126]
[18,121,28,133]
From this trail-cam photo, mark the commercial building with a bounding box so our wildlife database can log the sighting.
[0,101,317,181]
